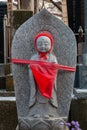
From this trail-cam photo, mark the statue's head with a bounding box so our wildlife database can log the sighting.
[34,31,54,54]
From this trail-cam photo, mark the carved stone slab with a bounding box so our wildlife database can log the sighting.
[12,9,77,129]
[17,117,69,130]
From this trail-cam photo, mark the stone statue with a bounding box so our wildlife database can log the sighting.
[12,9,77,130]
[28,31,58,118]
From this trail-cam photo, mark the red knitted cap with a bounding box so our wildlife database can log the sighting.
[34,31,54,45]
[34,31,54,53]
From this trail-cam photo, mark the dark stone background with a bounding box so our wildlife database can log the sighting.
[0,100,17,130]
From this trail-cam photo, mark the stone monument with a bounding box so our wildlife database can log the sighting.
[11,9,77,130]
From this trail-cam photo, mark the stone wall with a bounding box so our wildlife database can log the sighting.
[70,99,87,130]
[11,10,33,39]
[0,98,17,130]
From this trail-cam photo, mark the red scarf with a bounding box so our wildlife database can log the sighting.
[12,58,76,98]
[39,53,48,60]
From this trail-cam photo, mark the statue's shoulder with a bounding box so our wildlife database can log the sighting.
[49,53,58,63]
[30,53,39,60]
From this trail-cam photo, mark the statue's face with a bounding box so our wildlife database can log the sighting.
[36,36,51,52]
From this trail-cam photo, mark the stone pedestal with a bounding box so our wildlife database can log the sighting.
[12,9,77,130]
[17,117,69,130]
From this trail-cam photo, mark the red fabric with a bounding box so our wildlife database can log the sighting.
[34,32,54,46]
[12,58,76,98]
[30,63,58,98]
[39,53,48,60]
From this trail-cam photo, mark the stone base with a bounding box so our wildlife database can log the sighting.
[17,117,69,130]
[0,96,87,130]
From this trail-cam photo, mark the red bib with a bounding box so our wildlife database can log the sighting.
[12,59,76,98]
[30,63,58,98]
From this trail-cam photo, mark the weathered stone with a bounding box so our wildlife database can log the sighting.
[0,98,17,130]
[18,117,69,130]
[6,74,14,91]
[12,9,77,130]
[11,10,33,38]
[74,65,87,88]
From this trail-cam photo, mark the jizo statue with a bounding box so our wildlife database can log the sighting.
[12,30,76,119]
[12,9,77,130]
[28,31,58,118]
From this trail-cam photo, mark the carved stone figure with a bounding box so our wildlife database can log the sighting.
[12,9,77,130]
[28,31,58,118]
